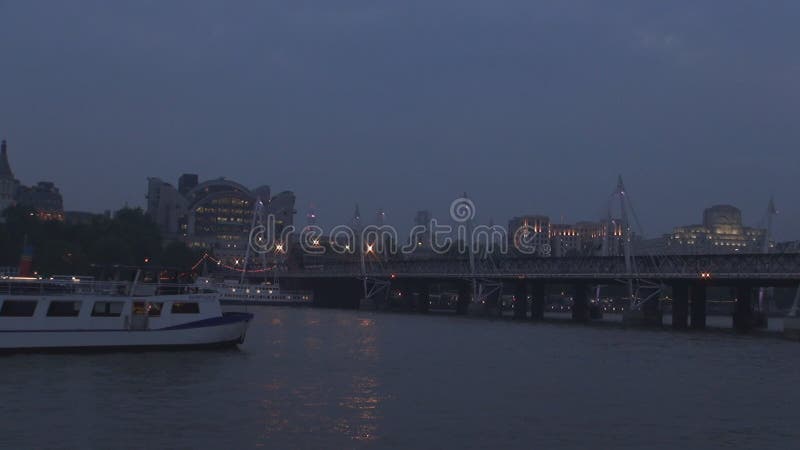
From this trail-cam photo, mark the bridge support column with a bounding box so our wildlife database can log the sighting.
[392,279,412,311]
[513,281,528,320]
[572,283,589,323]
[456,281,471,315]
[690,283,707,330]
[644,294,663,326]
[415,280,430,313]
[671,282,689,330]
[530,282,545,320]
[733,285,754,333]
[484,284,502,317]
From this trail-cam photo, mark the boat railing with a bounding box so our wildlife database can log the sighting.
[213,284,314,298]
[0,278,216,297]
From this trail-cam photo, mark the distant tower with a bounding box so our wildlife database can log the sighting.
[177,173,199,195]
[0,139,20,214]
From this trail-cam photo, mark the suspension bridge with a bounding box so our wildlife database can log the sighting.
[208,176,800,336]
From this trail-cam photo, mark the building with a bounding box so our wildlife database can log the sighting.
[549,223,581,257]
[0,140,19,214]
[146,178,187,236]
[16,181,64,221]
[269,191,296,231]
[0,140,64,221]
[146,174,296,263]
[177,173,198,195]
[506,214,627,257]
[508,215,551,255]
[665,204,771,254]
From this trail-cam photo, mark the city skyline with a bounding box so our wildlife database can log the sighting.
[1,1,798,238]
[0,140,791,243]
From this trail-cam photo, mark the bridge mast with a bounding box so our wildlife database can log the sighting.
[758,197,777,312]
[615,176,635,300]
[240,197,267,285]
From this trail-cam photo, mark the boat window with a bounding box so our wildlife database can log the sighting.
[0,300,38,317]
[47,301,82,317]
[171,302,200,314]
[133,302,163,317]
[91,301,124,317]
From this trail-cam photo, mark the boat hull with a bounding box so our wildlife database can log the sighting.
[0,312,253,352]
[220,300,312,307]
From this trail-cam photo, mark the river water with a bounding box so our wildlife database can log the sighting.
[2,308,799,449]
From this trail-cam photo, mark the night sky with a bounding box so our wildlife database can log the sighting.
[1,1,798,238]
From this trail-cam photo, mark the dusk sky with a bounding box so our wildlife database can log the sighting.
[1,1,798,238]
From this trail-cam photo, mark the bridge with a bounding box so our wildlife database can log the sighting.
[276,253,800,283]
[222,177,800,335]
[235,252,800,335]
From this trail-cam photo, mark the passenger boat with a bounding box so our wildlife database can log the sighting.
[0,276,253,352]
[196,277,313,307]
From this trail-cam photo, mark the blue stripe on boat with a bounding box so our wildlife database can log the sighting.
[0,312,253,333]
[162,312,254,330]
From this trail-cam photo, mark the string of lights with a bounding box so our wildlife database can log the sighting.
[190,253,275,273]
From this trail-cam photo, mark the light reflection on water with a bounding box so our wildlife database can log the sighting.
[2,308,800,449]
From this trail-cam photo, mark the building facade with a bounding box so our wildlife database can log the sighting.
[665,204,771,254]
[16,181,64,221]
[508,215,552,256]
[0,140,64,221]
[146,174,296,263]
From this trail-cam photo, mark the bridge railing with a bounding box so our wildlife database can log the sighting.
[272,253,800,279]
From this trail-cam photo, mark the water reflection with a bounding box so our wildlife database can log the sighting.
[340,376,381,442]
[4,308,800,449]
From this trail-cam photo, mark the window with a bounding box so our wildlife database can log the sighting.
[47,301,82,317]
[171,302,200,314]
[91,301,124,317]
[0,300,38,317]
[133,302,163,317]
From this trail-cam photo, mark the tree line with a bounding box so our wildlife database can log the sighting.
[0,205,202,276]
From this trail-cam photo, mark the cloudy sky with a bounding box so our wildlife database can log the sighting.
[1,1,798,238]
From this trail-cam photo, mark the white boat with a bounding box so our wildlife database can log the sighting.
[0,277,253,352]
[196,277,313,307]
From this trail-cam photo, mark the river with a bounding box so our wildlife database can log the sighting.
[2,308,799,449]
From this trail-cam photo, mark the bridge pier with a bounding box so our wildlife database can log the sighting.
[513,281,528,320]
[414,280,430,313]
[671,282,689,330]
[644,294,663,326]
[572,283,589,323]
[483,284,502,317]
[456,281,471,315]
[391,279,412,311]
[622,299,663,327]
[530,282,545,320]
[733,284,754,333]
[690,283,707,330]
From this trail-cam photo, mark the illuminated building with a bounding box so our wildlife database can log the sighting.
[549,223,581,257]
[16,181,64,221]
[184,178,255,258]
[508,215,551,255]
[146,175,296,264]
[665,205,771,254]
[507,214,626,257]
